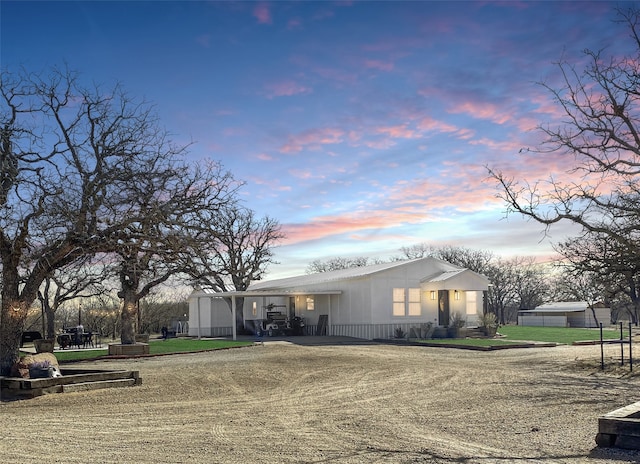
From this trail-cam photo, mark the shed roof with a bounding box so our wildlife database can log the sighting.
[520,301,592,314]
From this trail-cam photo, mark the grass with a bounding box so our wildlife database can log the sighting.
[411,325,623,349]
[34,338,253,363]
[497,325,621,344]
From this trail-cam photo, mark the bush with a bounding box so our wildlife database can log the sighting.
[448,312,465,328]
[478,312,498,328]
[394,327,406,339]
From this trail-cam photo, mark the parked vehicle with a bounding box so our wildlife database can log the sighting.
[256,312,305,337]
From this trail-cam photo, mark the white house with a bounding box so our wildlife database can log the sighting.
[518,301,611,328]
[189,257,490,340]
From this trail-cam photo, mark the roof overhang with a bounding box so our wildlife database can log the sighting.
[519,308,585,314]
[194,290,342,298]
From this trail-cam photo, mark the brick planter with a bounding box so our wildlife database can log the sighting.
[108,343,150,356]
[34,338,55,353]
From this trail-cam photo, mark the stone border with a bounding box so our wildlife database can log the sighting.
[375,338,557,351]
[0,368,141,400]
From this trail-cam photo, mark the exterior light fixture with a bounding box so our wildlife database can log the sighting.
[430,291,436,300]
[454,290,460,300]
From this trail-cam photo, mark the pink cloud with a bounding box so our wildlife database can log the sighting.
[282,209,426,245]
[288,168,324,180]
[449,101,511,125]
[222,127,247,137]
[363,139,396,149]
[263,80,312,99]
[407,115,475,140]
[364,59,394,71]
[280,127,346,153]
[287,17,302,29]
[256,153,273,161]
[253,2,272,24]
[375,124,420,139]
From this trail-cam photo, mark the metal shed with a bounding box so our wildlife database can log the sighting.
[518,301,611,328]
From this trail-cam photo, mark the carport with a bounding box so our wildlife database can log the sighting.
[193,289,342,340]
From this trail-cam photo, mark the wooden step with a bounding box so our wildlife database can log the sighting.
[62,378,137,393]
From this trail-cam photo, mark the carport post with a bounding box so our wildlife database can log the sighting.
[196,296,201,339]
[232,295,237,341]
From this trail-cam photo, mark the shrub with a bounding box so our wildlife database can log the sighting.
[394,327,406,339]
[448,312,465,328]
[478,312,498,328]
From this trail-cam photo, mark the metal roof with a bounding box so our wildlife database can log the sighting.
[247,257,451,291]
[421,268,467,283]
[520,301,595,314]
[535,301,590,311]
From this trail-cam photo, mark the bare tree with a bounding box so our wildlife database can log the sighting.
[36,255,107,338]
[187,204,284,333]
[511,256,549,312]
[554,232,640,323]
[0,67,195,374]
[488,7,640,311]
[306,256,373,274]
[138,288,189,335]
[111,160,237,344]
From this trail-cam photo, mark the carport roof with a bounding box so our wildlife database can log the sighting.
[196,289,342,298]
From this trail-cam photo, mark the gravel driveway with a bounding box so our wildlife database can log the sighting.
[1,339,639,463]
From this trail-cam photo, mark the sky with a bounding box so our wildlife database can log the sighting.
[1,1,637,279]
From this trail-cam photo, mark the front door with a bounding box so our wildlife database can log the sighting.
[438,290,450,326]
[289,297,296,319]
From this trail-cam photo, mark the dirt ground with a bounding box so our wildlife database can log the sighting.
[1,339,640,464]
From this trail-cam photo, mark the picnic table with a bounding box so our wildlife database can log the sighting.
[56,331,95,349]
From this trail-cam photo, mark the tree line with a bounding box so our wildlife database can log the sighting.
[307,244,617,326]
[0,67,282,375]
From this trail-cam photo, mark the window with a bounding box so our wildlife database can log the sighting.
[252,301,257,316]
[306,297,315,310]
[393,288,405,316]
[408,288,421,316]
[466,291,477,315]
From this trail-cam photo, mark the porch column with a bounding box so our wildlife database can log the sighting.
[328,294,332,336]
[196,296,201,339]
[232,295,237,341]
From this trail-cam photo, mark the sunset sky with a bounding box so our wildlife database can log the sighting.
[2,1,635,278]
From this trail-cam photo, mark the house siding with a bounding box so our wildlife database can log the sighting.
[188,257,490,340]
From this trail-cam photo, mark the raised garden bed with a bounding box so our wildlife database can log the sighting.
[0,368,141,400]
[597,401,640,450]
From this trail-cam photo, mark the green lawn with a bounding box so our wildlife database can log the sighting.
[44,338,253,363]
[497,325,621,344]
[411,325,623,349]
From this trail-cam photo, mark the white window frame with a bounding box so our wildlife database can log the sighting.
[393,288,405,316]
[466,291,476,315]
[408,288,421,316]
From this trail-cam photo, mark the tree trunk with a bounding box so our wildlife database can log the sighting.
[0,300,27,376]
[120,292,138,345]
